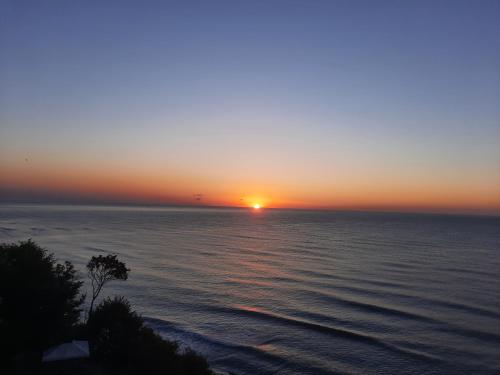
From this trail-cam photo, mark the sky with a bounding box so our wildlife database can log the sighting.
[1,0,499,214]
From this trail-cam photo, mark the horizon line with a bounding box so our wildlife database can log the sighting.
[2,201,499,218]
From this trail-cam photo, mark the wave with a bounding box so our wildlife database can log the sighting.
[436,266,498,279]
[205,305,443,364]
[144,317,341,375]
[292,288,439,324]
[294,268,413,290]
[437,325,500,344]
[296,281,500,321]
[0,226,16,232]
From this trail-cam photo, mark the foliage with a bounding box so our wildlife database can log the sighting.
[87,297,213,375]
[87,254,129,315]
[86,296,145,363]
[0,240,213,374]
[0,240,84,366]
[179,348,215,375]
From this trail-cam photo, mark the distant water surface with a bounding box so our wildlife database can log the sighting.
[1,205,499,374]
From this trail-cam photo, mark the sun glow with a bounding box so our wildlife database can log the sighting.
[253,204,261,209]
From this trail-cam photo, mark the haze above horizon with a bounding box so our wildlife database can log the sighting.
[1,1,499,214]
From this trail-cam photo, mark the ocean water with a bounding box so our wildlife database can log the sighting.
[1,205,499,375]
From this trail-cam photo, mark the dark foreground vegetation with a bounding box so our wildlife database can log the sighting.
[0,240,214,375]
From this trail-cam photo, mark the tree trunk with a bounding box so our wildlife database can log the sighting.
[88,295,96,322]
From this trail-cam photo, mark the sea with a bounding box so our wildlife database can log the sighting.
[1,204,499,375]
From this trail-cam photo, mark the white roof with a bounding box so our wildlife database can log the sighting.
[42,340,89,362]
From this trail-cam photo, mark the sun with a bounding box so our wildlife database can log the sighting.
[253,204,261,209]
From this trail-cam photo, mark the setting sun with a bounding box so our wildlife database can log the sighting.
[253,204,261,209]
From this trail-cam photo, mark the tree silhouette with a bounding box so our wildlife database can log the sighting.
[87,254,129,316]
[0,240,83,366]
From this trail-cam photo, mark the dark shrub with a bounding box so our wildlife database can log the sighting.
[0,240,84,366]
[87,296,146,364]
[179,348,212,375]
[88,296,212,374]
[134,326,179,372]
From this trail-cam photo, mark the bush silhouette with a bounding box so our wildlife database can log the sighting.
[179,348,215,375]
[87,296,213,374]
[0,240,84,366]
[87,296,150,364]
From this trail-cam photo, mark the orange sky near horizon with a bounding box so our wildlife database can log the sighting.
[2,157,499,214]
